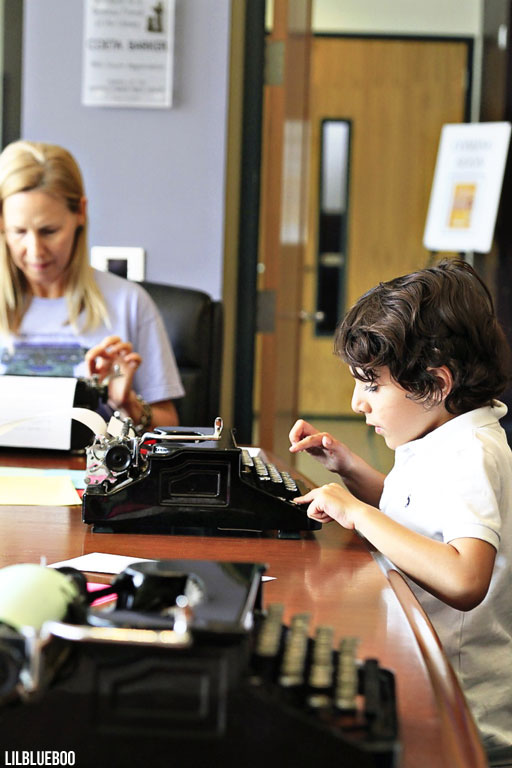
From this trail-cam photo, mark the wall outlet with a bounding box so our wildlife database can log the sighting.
[90,246,146,282]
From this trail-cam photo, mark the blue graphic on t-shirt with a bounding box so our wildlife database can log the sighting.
[0,342,88,377]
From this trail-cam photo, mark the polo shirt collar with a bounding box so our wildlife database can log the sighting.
[395,401,507,460]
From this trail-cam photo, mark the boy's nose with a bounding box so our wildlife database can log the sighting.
[351,382,370,414]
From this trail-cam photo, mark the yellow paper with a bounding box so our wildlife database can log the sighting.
[0,476,81,506]
[448,183,476,229]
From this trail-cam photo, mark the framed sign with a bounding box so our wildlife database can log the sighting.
[82,0,175,108]
[423,122,511,253]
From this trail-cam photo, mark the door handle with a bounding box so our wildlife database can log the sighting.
[299,310,326,322]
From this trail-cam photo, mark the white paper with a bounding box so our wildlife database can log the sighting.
[48,552,276,581]
[82,0,175,108]
[424,122,511,253]
[0,376,77,450]
[49,552,153,574]
[71,407,108,437]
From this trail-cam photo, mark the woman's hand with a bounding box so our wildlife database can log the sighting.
[85,335,141,409]
[289,419,353,475]
[85,336,180,428]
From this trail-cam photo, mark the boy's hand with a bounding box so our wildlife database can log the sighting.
[289,419,352,474]
[294,482,363,529]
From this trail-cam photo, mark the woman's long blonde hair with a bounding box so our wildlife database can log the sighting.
[0,140,109,334]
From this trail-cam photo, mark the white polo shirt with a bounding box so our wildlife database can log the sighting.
[380,403,512,759]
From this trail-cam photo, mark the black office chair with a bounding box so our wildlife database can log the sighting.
[141,281,223,426]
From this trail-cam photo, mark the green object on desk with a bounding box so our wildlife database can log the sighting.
[0,564,78,632]
[0,467,86,489]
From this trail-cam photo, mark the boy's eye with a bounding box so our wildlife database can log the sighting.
[364,384,379,393]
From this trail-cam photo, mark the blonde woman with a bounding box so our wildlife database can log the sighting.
[0,140,183,429]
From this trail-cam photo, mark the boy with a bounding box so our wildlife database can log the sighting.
[289,259,512,766]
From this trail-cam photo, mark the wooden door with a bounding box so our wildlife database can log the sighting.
[255,0,312,458]
[299,37,470,416]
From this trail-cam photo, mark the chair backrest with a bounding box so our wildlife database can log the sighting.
[141,281,223,426]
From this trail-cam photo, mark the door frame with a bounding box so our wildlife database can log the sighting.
[1,0,23,148]
[233,0,266,444]
[234,29,474,442]
[234,0,311,450]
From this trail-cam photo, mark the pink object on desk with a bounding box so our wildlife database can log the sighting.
[86,581,116,607]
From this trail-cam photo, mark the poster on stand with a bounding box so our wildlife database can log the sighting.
[423,122,511,253]
[82,0,175,108]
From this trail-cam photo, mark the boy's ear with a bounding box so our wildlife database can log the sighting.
[429,365,453,401]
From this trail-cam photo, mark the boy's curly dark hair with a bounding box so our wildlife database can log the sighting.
[335,259,512,414]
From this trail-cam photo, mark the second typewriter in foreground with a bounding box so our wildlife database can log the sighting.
[0,559,399,766]
[82,417,321,537]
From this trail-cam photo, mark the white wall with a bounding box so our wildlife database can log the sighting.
[312,0,482,35]
[21,0,231,299]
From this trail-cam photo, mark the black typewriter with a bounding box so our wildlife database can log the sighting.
[0,559,399,767]
[82,416,321,538]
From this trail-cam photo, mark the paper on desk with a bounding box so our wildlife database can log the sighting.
[0,467,86,489]
[49,552,154,574]
[0,475,81,505]
[0,376,108,450]
[48,551,276,581]
[0,376,77,449]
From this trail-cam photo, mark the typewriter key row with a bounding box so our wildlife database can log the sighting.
[253,606,361,710]
[248,605,398,765]
[241,450,299,499]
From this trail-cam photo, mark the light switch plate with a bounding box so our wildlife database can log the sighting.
[90,246,145,282]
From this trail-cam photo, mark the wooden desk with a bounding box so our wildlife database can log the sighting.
[0,449,486,768]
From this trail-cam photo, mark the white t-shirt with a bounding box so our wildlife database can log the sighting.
[0,269,184,404]
[380,402,512,759]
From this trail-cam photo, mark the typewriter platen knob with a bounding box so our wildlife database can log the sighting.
[104,443,133,473]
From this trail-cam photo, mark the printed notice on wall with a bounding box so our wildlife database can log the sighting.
[423,122,511,253]
[82,0,175,108]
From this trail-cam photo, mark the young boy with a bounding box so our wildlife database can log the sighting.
[289,259,512,766]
